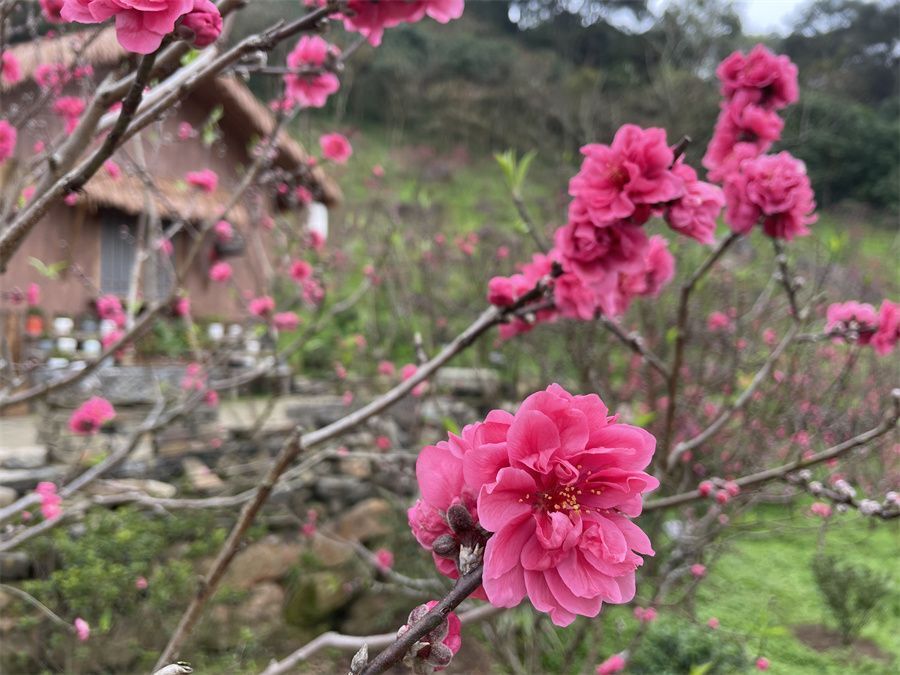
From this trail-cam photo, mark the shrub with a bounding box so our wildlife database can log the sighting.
[627,620,750,674]
[811,553,893,644]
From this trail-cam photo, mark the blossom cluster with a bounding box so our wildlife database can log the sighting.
[488,124,723,333]
[826,299,898,356]
[408,384,658,626]
[487,45,813,337]
[704,45,817,240]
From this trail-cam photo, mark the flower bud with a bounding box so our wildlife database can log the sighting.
[446,503,475,534]
[431,534,460,559]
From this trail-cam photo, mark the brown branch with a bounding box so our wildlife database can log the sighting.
[359,565,484,675]
[153,430,306,669]
[660,232,741,460]
[666,319,801,469]
[598,315,670,379]
[259,605,499,675]
[772,239,802,321]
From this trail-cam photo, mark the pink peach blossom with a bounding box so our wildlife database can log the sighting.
[177,0,222,47]
[284,36,340,107]
[665,162,724,245]
[596,654,627,674]
[209,261,232,282]
[74,617,90,642]
[68,397,116,435]
[0,120,16,164]
[186,168,217,192]
[568,124,683,227]
[61,0,194,54]
[717,44,798,110]
[320,133,352,164]
[459,385,658,626]
[723,152,817,240]
[273,311,299,331]
[374,548,394,571]
[872,300,899,356]
[248,295,275,317]
[1,51,21,85]
[40,0,66,22]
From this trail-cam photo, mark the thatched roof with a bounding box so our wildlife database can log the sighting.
[80,173,254,227]
[1,28,125,92]
[3,28,341,211]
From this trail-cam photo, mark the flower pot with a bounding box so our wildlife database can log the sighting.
[25,314,44,337]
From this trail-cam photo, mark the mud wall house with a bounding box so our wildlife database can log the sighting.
[0,28,340,373]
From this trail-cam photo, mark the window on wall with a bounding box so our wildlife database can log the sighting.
[100,210,175,300]
[100,210,136,296]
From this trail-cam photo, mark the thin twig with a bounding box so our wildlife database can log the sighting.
[646,389,899,511]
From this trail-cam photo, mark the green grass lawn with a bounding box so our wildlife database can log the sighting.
[693,504,900,674]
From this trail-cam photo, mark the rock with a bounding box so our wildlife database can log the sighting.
[0,445,48,470]
[284,570,359,628]
[314,476,372,505]
[339,456,372,479]
[223,536,303,590]
[0,486,17,508]
[0,552,31,580]
[181,458,224,491]
[335,498,392,542]
[89,478,178,499]
[0,466,65,492]
[434,367,500,399]
[233,582,285,626]
[309,533,354,567]
[285,395,347,427]
[419,397,479,429]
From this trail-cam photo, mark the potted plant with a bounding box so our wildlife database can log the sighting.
[25,307,45,337]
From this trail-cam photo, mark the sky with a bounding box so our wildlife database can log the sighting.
[638,0,814,35]
[727,0,810,34]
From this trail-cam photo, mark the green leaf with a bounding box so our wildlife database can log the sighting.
[99,607,112,633]
[689,663,713,675]
[514,149,537,194]
[633,411,657,427]
[665,326,679,344]
[28,257,68,280]
[442,417,460,435]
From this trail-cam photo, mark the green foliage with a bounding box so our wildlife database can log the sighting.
[811,553,894,645]
[21,507,223,625]
[627,620,749,674]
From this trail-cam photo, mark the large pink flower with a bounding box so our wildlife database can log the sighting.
[723,152,817,240]
[872,300,899,356]
[463,384,658,626]
[569,124,683,227]
[60,0,194,54]
[68,397,116,435]
[717,44,799,110]
[665,163,724,245]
